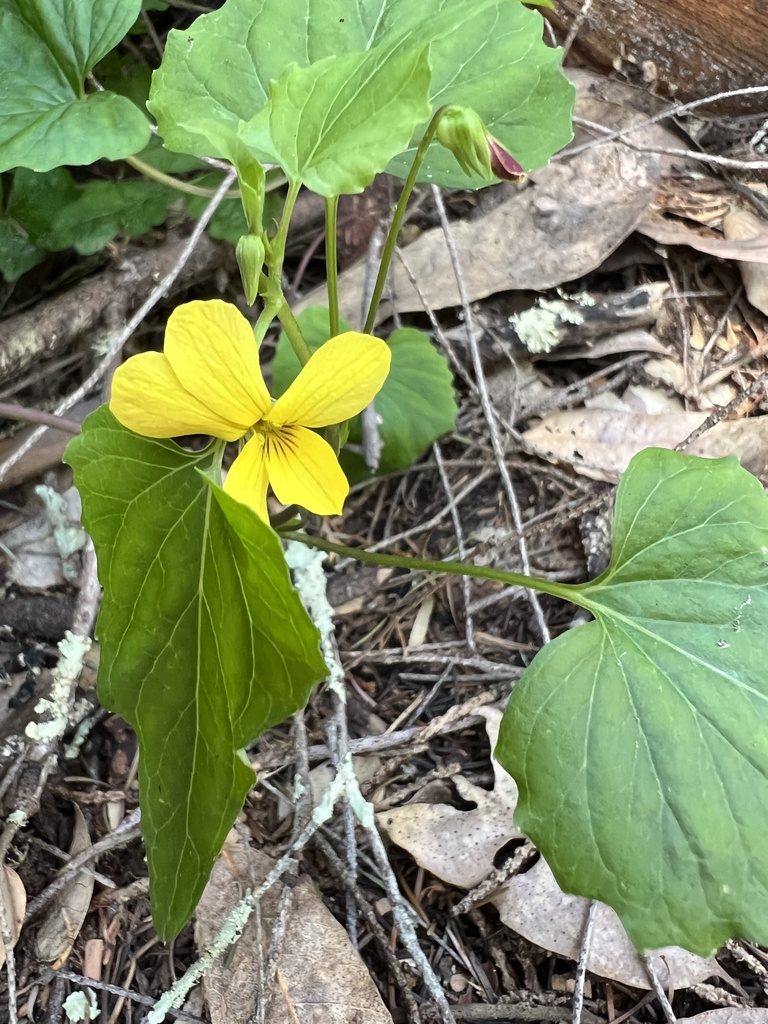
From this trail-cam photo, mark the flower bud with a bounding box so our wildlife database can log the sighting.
[436,106,493,179]
[236,234,265,306]
[436,105,526,183]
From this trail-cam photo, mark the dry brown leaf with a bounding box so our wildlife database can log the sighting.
[0,866,26,970]
[380,709,724,991]
[493,859,725,990]
[678,1012,768,1024]
[637,209,768,263]
[195,829,393,1024]
[35,805,95,968]
[379,709,523,889]
[523,409,768,484]
[723,209,768,315]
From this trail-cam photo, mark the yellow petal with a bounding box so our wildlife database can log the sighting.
[111,352,248,441]
[164,300,271,427]
[265,425,349,516]
[268,333,390,428]
[223,434,270,522]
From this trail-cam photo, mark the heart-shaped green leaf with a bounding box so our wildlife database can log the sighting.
[148,0,572,188]
[66,408,327,938]
[0,0,151,172]
[496,448,768,955]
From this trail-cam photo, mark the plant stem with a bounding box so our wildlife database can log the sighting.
[363,106,448,334]
[125,154,241,199]
[325,196,340,337]
[274,297,313,365]
[258,179,314,365]
[281,530,577,604]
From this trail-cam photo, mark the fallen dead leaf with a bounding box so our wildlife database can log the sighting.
[35,805,95,968]
[637,209,768,263]
[723,208,768,315]
[0,866,26,970]
[493,858,726,990]
[380,709,726,991]
[378,709,522,889]
[522,409,768,484]
[678,1012,768,1024]
[195,828,394,1024]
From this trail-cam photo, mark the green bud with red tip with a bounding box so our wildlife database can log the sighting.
[436,105,525,183]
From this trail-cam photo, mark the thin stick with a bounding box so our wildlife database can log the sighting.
[431,185,551,644]
[676,366,768,451]
[0,403,81,435]
[559,86,768,160]
[572,901,597,1024]
[0,168,237,487]
[561,0,594,59]
[25,808,141,920]
[365,822,457,1024]
[642,956,677,1024]
[0,887,18,1024]
[434,441,475,652]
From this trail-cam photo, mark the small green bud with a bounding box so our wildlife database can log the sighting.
[436,106,493,180]
[236,234,266,306]
[436,105,526,183]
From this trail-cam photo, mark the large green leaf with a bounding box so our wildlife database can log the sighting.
[0,0,151,172]
[239,43,431,195]
[496,448,768,955]
[148,0,572,188]
[65,407,327,938]
[8,168,174,256]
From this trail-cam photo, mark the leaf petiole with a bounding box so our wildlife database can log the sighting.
[280,529,577,604]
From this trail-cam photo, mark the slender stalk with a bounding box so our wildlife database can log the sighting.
[325,196,340,337]
[363,106,448,334]
[274,297,313,365]
[125,154,241,199]
[257,179,314,365]
[281,530,578,604]
[267,178,301,293]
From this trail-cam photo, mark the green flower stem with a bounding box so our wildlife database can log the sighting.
[274,296,313,366]
[124,154,241,199]
[257,179,314,366]
[325,196,340,338]
[281,530,577,604]
[363,105,448,335]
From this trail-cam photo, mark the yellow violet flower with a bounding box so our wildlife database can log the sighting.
[110,299,391,521]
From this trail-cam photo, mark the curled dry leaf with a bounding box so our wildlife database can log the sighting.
[380,709,723,991]
[637,209,768,264]
[378,708,523,889]
[0,866,26,970]
[523,409,768,485]
[35,805,95,968]
[195,828,394,1024]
